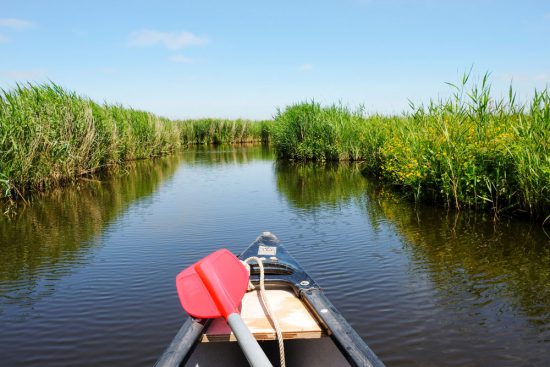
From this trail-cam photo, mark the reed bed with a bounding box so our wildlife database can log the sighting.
[0,83,183,199]
[0,83,269,200]
[273,75,550,220]
[179,118,272,145]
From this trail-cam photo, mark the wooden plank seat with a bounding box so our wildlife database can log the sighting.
[202,288,325,342]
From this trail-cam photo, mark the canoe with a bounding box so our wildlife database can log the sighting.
[155,232,385,367]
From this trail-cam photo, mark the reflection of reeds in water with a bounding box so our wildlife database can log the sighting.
[275,160,368,209]
[0,155,182,305]
[364,185,550,329]
[275,160,550,329]
[182,144,274,166]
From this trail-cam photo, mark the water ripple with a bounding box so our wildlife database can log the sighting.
[1,147,549,366]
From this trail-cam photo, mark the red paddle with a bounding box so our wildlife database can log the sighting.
[176,249,272,367]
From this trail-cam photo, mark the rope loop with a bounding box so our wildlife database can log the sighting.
[243,256,286,367]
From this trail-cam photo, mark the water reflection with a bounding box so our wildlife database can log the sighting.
[181,144,273,165]
[0,156,183,308]
[371,197,550,332]
[1,146,549,366]
[275,161,367,210]
[276,160,550,340]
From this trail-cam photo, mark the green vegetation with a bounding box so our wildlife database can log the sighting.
[273,103,373,161]
[0,83,181,198]
[3,76,548,221]
[274,155,550,322]
[0,83,269,200]
[273,74,550,220]
[180,118,272,145]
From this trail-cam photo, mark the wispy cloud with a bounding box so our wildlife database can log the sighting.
[0,69,47,80]
[545,12,550,20]
[299,63,314,72]
[499,72,550,83]
[169,54,193,63]
[0,34,9,43]
[0,18,34,30]
[129,30,207,50]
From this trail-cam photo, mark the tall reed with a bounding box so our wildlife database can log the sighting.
[273,74,550,220]
[0,83,269,200]
[179,118,272,145]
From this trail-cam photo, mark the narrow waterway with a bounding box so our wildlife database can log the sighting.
[1,145,549,366]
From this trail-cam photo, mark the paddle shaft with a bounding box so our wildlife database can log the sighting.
[227,313,273,367]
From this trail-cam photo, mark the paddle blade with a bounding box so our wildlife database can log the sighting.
[176,248,249,319]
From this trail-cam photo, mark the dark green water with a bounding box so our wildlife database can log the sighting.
[0,145,549,366]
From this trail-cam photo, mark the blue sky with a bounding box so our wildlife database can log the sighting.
[1,0,549,119]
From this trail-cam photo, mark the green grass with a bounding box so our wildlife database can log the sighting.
[0,83,270,200]
[273,74,550,220]
[179,118,273,145]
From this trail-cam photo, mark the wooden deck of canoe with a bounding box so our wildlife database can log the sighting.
[185,284,352,367]
[202,288,325,342]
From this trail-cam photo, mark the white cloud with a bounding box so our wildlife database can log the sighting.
[0,34,9,43]
[169,54,193,63]
[499,72,550,83]
[0,69,47,80]
[299,63,314,72]
[0,18,34,29]
[129,30,207,49]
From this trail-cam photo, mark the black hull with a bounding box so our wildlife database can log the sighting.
[155,232,385,367]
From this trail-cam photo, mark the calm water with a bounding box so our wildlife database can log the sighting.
[1,145,549,366]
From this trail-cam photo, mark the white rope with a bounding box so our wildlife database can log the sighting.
[243,256,286,367]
